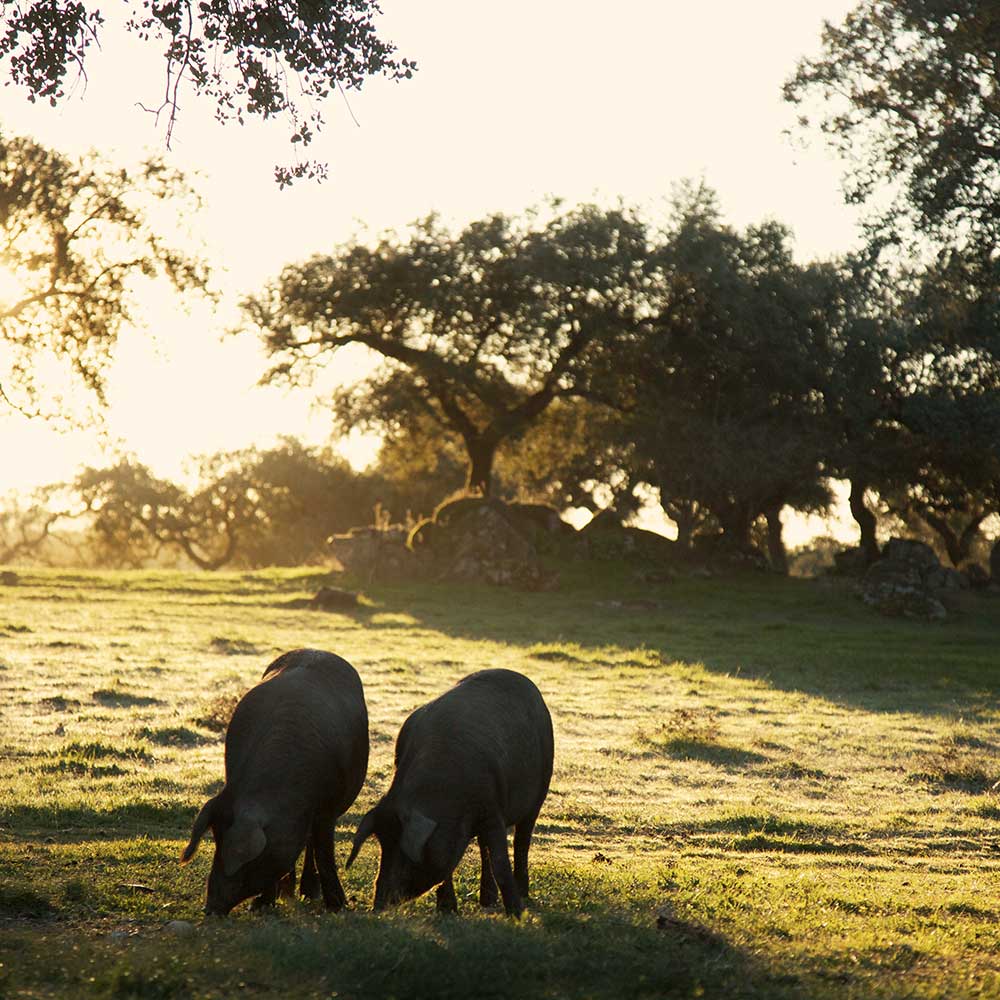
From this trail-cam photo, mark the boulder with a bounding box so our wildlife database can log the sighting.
[579,511,678,564]
[858,536,956,621]
[311,586,360,610]
[411,498,560,591]
[327,526,415,582]
[963,562,991,590]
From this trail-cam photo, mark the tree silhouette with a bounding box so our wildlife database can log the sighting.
[243,205,648,496]
[0,134,209,419]
[785,1,1000,259]
[0,0,414,184]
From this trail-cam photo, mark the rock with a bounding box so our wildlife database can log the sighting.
[881,537,941,571]
[327,526,414,582]
[310,586,359,610]
[858,536,957,621]
[579,513,678,564]
[412,498,560,591]
[963,563,991,590]
[163,920,195,937]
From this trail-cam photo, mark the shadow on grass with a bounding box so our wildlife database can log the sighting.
[0,902,810,1000]
[230,905,807,1000]
[2,800,372,847]
[346,567,1000,717]
[644,737,770,768]
[1,800,194,841]
[92,688,163,709]
[539,809,875,857]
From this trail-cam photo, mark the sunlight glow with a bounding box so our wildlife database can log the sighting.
[0,0,863,550]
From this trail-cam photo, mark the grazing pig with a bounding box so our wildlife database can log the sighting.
[180,648,368,915]
[347,668,553,917]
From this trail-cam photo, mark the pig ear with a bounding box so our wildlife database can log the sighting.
[400,809,437,865]
[220,814,267,877]
[179,796,217,866]
[346,807,377,869]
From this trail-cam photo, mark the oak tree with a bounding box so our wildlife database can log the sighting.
[243,205,649,496]
[0,0,414,184]
[0,134,209,418]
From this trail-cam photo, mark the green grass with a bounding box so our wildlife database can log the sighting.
[1,564,999,998]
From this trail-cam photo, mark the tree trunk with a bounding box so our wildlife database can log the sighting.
[764,504,788,575]
[848,478,879,565]
[465,439,496,497]
[922,512,962,567]
[718,502,753,552]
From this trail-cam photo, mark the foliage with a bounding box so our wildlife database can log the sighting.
[73,457,236,569]
[625,184,835,559]
[827,255,1000,566]
[68,440,399,569]
[785,0,1000,260]
[0,133,209,418]
[0,487,69,564]
[242,204,650,495]
[0,1,414,185]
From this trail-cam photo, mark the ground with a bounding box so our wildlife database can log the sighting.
[1,564,999,999]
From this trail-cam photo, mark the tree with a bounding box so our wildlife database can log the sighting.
[216,438,386,565]
[73,457,247,569]
[0,1,414,185]
[624,186,835,567]
[784,1,1000,259]
[0,487,67,564]
[876,258,1000,566]
[242,205,649,496]
[71,441,395,569]
[0,134,209,418]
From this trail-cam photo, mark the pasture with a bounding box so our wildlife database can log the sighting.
[1,564,999,999]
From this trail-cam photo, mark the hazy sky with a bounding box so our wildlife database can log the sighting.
[1,0,861,524]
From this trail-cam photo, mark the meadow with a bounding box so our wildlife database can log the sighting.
[1,562,999,999]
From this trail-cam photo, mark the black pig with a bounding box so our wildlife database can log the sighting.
[347,668,552,917]
[180,648,368,915]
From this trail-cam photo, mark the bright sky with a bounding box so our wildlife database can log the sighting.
[0,1,862,539]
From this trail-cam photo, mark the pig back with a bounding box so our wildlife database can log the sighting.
[396,668,552,825]
[225,649,369,815]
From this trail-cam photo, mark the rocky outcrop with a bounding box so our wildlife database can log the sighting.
[410,498,561,591]
[858,538,963,621]
[327,526,414,581]
[578,510,679,564]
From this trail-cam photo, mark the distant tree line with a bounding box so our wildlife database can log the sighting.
[0,437,455,570]
[6,182,999,572]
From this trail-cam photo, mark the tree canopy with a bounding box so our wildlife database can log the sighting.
[622,186,837,562]
[0,0,414,184]
[785,0,1000,260]
[0,133,210,419]
[242,205,649,495]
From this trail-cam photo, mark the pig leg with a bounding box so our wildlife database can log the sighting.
[513,812,538,899]
[277,863,297,899]
[299,841,321,901]
[251,883,278,910]
[481,817,523,918]
[435,875,458,913]
[477,835,498,907]
[311,814,347,911]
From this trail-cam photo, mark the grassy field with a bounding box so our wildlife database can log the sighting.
[1,562,999,999]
